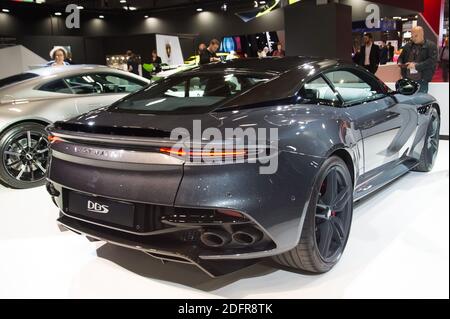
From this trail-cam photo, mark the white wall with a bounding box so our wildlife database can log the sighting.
[0,45,47,79]
[387,82,449,136]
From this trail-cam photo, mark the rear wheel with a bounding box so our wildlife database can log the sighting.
[273,156,353,273]
[0,123,49,189]
[413,108,440,172]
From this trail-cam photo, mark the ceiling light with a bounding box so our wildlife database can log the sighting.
[120,0,127,3]
[54,12,62,16]
[77,6,84,10]
[99,15,104,19]
[144,15,149,18]
[221,3,228,11]
[197,8,203,12]
[1,8,10,13]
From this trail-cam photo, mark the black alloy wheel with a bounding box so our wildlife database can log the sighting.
[0,123,49,189]
[414,108,440,172]
[315,166,353,263]
[273,156,353,273]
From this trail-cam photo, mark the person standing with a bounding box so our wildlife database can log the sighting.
[199,39,221,65]
[358,33,380,74]
[47,47,70,67]
[126,50,140,75]
[150,49,162,74]
[387,42,395,62]
[398,26,438,93]
[272,42,285,57]
[439,36,449,82]
[198,43,207,55]
[380,41,389,65]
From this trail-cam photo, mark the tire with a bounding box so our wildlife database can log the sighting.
[273,156,353,273]
[413,107,440,172]
[0,123,49,189]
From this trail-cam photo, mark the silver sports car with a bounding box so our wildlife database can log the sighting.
[0,65,150,189]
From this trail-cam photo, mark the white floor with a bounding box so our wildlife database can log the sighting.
[0,142,448,299]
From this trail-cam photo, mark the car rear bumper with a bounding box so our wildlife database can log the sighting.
[46,131,324,276]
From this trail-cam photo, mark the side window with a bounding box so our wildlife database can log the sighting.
[38,79,72,94]
[64,75,101,94]
[165,80,187,98]
[189,77,205,97]
[324,70,386,105]
[298,76,340,106]
[101,74,146,93]
[63,73,146,95]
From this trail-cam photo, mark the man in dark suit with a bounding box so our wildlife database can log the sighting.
[380,41,389,65]
[387,42,395,62]
[358,33,380,74]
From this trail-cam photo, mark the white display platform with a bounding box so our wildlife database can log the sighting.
[386,82,449,136]
[0,142,448,299]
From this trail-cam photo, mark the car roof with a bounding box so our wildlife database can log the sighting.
[194,56,340,74]
[176,57,347,110]
[26,64,114,77]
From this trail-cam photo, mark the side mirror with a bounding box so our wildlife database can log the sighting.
[395,79,420,95]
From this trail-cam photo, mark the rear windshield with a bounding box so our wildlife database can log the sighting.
[0,73,39,89]
[111,73,270,114]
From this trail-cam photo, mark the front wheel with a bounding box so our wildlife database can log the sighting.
[0,123,49,189]
[273,156,353,273]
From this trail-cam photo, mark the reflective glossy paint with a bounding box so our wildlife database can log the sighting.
[46,57,440,276]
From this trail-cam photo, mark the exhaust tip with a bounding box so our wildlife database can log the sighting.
[232,228,263,246]
[200,230,231,248]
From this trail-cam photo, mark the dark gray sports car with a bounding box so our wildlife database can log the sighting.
[46,57,440,277]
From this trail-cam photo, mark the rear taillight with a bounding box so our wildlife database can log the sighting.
[48,135,63,144]
[159,147,247,159]
[216,209,245,219]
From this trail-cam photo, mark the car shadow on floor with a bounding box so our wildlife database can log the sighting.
[95,167,448,294]
[96,243,284,292]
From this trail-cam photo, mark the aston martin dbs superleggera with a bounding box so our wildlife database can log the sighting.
[46,57,440,276]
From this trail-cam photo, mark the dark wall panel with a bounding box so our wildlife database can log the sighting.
[101,34,157,63]
[84,37,105,65]
[285,3,352,61]
[19,35,86,63]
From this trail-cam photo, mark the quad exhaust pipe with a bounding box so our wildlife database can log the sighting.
[232,227,263,246]
[201,227,263,248]
[200,230,232,248]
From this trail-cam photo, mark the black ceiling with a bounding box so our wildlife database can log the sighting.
[2,0,263,13]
